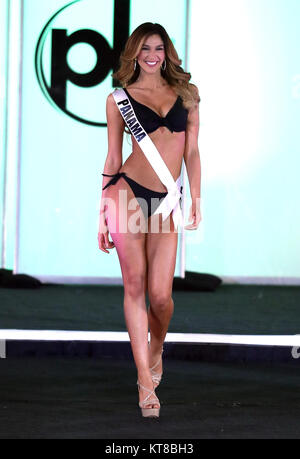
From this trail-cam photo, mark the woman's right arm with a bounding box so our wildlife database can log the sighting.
[102,92,125,188]
[98,92,125,253]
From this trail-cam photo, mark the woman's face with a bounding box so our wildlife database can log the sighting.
[136,34,165,74]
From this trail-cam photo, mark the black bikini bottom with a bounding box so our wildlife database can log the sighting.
[102,172,182,219]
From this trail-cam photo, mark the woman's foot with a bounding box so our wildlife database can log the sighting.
[137,370,160,415]
[148,343,163,389]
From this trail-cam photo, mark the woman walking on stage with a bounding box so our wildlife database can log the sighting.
[98,22,201,418]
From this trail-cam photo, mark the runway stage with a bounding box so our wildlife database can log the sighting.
[0,283,300,439]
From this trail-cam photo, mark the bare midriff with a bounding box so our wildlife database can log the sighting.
[118,127,186,193]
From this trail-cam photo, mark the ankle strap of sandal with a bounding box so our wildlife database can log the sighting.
[137,382,160,408]
[150,348,164,372]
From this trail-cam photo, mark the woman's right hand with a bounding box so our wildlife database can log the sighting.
[98,209,115,253]
[98,230,115,253]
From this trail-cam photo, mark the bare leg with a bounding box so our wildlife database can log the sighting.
[105,178,159,409]
[146,213,178,378]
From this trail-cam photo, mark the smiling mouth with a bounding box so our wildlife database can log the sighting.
[145,61,159,66]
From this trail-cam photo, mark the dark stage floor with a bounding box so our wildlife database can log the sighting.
[1,283,300,439]
[0,356,300,439]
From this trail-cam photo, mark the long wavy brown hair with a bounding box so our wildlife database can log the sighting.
[112,22,200,111]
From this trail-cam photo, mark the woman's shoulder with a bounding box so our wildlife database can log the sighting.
[106,91,122,114]
[188,82,199,95]
[106,87,124,102]
[188,83,201,104]
[106,92,115,104]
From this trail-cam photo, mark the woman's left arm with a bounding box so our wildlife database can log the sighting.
[183,85,201,230]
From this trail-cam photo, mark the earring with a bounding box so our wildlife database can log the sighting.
[134,58,137,71]
[161,59,166,71]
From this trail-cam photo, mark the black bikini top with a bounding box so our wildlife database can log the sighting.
[123,87,188,134]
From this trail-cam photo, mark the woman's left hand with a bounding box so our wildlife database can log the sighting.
[184,198,202,230]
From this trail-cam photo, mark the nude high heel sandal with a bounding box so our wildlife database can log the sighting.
[149,347,164,388]
[137,381,160,418]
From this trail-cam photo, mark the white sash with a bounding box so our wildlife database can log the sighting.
[112,88,184,230]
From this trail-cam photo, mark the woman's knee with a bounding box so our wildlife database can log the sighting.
[124,271,147,298]
[148,289,173,313]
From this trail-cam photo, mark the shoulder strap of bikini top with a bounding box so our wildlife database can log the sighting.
[111,88,183,229]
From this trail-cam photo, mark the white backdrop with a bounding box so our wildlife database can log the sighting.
[1,0,299,284]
